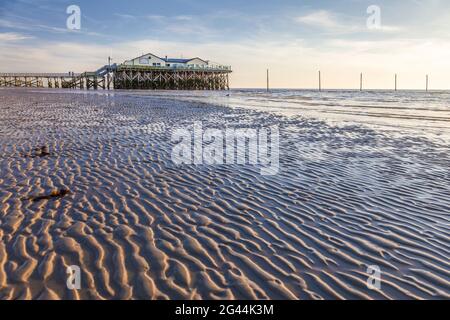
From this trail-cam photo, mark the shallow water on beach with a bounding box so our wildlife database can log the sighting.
[124,89,450,140]
[0,88,449,300]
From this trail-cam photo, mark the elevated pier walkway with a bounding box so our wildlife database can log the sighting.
[0,62,231,90]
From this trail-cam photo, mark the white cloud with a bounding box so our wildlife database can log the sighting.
[174,15,193,21]
[0,32,32,41]
[145,15,166,21]
[295,10,339,29]
[376,25,403,33]
[295,10,401,34]
[113,13,137,20]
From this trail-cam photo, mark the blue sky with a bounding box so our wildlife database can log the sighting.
[1,0,450,88]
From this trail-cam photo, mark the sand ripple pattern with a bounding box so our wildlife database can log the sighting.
[0,89,449,300]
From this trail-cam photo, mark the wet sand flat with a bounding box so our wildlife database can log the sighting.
[0,88,449,300]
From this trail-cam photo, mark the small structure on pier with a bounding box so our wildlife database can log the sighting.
[123,53,210,68]
[0,52,231,90]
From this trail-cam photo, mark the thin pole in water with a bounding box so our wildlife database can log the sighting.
[360,73,363,91]
[319,71,322,92]
[426,75,429,92]
[395,74,398,91]
[266,69,269,92]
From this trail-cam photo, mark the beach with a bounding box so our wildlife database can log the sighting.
[0,88,449,300]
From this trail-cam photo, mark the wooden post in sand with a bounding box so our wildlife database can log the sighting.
[266,69,269,92]
[319,71,322,92]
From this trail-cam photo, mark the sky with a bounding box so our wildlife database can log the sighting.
[1,0,450,89]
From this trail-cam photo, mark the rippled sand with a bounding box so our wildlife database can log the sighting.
[0,88,449,300]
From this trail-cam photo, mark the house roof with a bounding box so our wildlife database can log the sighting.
[164,58,191,64]
[126,53,209,64]
[186,57,209,64]
[127,53,162,61]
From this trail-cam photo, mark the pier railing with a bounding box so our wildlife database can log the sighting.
[117,64,232,72]
[0,73,81,77]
